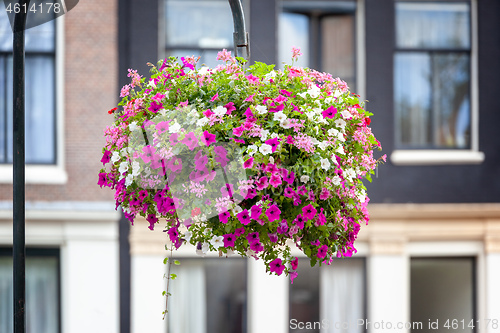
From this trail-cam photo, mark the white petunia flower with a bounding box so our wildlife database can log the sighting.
[344,168,356,181]
[280,118,293,129]
[260,129,269,141]
[269,156,274,164]
[129,121,138,131]
[357,189,367,203]
[341,110,353,119]
[210,235,224,249]
[273,111,287,122]
[184,231,192,242]
[335,118,346,130]
[336,145,345,155]
[264,70,276,82]
[320,158,331,170]
[232,205,243,215]
[256,105,268,114]
[118,161,129,174]
[308,85,321,98]
[111,151,120,163]
[125,174,134,186]
[318,141,329,150]
[247,144,258,156]
[311,138,320,145]
[328,128,339,136]
[333,89,342,98]
[169,122,181,134]
[148,80,156,89]
[332,175,342,186]
[213,105,227,116]
[198,67,210,75]
[300,175,310,183]
[197,118,209,126]
[259,144,272,155]
[131,161,140,176]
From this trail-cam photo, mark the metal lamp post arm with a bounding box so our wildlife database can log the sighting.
[228,0,250,60]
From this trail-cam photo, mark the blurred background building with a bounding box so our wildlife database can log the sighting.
[1,0,500,333]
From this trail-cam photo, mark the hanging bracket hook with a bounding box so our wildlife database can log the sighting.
[228,0,250,61]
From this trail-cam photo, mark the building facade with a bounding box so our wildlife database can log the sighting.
[0,1,120,332]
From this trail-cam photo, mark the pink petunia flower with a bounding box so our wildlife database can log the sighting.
[290,271,298,284]
[322,106,337,119]
[223,233,236,248]
[291,257,299,270]
[302,204,317,220]
[266,204,281,222]
[219,210,230,224]
[148,100,163,113]
[224,102,236,115]
[269,258,285,276]
[317,244,328,259]
[181,131,199,150]
[147,214,158,231]
[167,227,179,242]
[265,138,280,153]
[243,157,254,169]
[101,150,111,165]
[234,227,245,237]
[210,93,219,102]
[202,131,216,146]
[237,209,251,225]
[250,205,262,220]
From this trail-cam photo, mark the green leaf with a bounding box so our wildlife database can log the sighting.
[163,257,168,264]
[170,273,177,280]
[174,260,181,265]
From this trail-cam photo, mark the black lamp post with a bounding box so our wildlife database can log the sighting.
[13,1,29,333]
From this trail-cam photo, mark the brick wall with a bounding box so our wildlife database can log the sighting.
[0,0,118,202]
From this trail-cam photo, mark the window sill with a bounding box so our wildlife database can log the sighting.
[390,150,485,166]
[0,165,68,184]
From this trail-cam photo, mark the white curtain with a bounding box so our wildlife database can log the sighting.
[320,259,364,333]
[0,256,59,333]
[168,263,207,333]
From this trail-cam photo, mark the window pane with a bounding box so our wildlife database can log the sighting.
[321,259,365,333]
[289,259,320,332]
[0,254,59,333]
[0,11,54,52]
[278,12,309,68]
[411,258,475,333]
[5,56,56,164]
[395,52,470,148]
[165,0,233,49]
[321,15,356,91]
[396,3,470,49]
[394,52,432,147]
[168,258,247,333]
[0,57,4,162]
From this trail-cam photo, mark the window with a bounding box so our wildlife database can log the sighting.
[0,248,60,333]
[0,10,56,164]
[279,1,357,91]
[163,0,248,68]
[289,258,366,333]
[167,258,247,333]
[394,1,471,150]
[411,257,475,333]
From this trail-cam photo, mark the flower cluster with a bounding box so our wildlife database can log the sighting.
[99,49,385,282]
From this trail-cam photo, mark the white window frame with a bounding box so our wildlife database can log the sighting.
[0,14,66,184]
[390,0,484,166]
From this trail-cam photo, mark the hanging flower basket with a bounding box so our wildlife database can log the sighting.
[98,49,385,282]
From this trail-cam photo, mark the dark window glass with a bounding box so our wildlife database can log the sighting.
[394,2,471,149]
[0,12,56,164]
[411,257,475,333]
[0,248,60,333]
[167,258,247,333]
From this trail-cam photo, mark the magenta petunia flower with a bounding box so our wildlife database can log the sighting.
[210,93,219,102]
[245,188,257,200]
[246,74,259,84]
[140,145,157,164]
[234,227,245,237]
[244,94,255,102]
[156,121,169,135]
[255,176,269,191]
[317,244,328,258]
[169,133,179,146]
[224,102,236,115]
[223,233,236,248]
[219,210,230,224]
[237,209,251,225]
[284,187,296,198]
[277,219,288,234]
[284,170,295,184]
[98,173,108,188]
[291,257,299,270]
[265,137,280,153]
[243,157,254,169]
[181,57,195,70]
[243,108,254,118]
[203,109,214,117]
[269,258,285,276]
[286,135,295,144]
[293,214,305,229]
[233,126,244,137]
[250,241,264,253]
[167,227,179,242]
[101,150,111,165]
[148,100,163,113]
[268,233,278,243]
[202,131,216,146]
[319,187,331,200]
[181,131,199,150]
[250,205,262,220]
[194,154,208,170]
[269,174,282,188]
[297,185,307,196]
[266,204,281,222]
[290,271,298,284]
[147,214,158,231]
[302,204,317,220]
[246,232,260,243]
[322,105,337,119]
